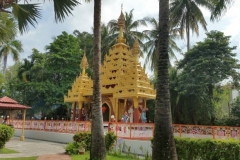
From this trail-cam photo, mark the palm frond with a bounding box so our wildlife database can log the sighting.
[0,13,18,44]
[210,0,234,21]
[51,0,80,22]
[11,48,19,61]
[11,3,41,34]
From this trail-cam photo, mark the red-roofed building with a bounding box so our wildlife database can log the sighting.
[0,96,31,141]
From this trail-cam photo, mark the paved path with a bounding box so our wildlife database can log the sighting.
[0,137,70,159]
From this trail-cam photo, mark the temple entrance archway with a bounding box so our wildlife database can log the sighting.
[102,103,110,122]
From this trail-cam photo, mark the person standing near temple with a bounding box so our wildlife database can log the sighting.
[140,107,148,123]
[121,111,129,123]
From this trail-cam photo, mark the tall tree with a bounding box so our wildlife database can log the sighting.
[170,0,213,51]
[152,0,178,159]
[0,39,23,73]
[177,30,240,124]
[90,0,106,160]
[143,17,181,70]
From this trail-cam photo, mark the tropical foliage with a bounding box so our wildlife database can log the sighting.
[0,13,18,44]
[0,39,23,73]
[170,0,213,51]
[143,17,181,70]
[108,9,147,56]
[0,0,83,33]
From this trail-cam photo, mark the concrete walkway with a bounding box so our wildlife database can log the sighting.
[0,137,70,159]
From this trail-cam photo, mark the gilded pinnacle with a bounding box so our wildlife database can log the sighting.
[80,49,89,75]
[118,11,125,28]
[117,8,126,43]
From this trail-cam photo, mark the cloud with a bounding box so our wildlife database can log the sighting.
[9,0,239,69]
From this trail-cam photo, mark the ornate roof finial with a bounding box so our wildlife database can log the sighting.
[80,48,89,75]
[117,5,126,43]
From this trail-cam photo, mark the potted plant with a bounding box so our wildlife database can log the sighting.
[78,141,86,155]
[72,142,79,155]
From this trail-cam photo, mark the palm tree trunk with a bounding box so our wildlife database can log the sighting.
[186,11,190,51]
[90,0,106,160]
[152,0,178,159]
[3,55,7,73]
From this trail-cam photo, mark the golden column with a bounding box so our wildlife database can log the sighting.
[20,109,26,141]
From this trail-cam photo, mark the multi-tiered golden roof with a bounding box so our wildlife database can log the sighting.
[64,9,156,122]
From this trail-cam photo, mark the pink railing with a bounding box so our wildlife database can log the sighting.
[12,120,240,140]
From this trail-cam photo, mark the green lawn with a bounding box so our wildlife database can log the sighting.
[0,157,37,160]
[0,148,37,160]
[0,148,19,154]
[71,152,138,160]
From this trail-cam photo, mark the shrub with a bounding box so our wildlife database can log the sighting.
[0,124,14,149]
[66,132,117,154]
[65,142,74,155]
[73,132,91,150]
[105,132,117,151]
[151,137,240,160]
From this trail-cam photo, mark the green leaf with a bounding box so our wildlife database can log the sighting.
[11,3,41,34]
[51,0,81,23]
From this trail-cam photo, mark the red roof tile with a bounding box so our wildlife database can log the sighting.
[0,96,31,110]
[0,96,18,104]
[0,103,31,109]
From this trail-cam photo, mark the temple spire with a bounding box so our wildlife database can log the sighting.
[117,6,126,43]
[80,48,89,75]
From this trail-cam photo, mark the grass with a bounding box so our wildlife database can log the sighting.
[0,157,38,160]
[0,148,37,160]
[71,152,138,160]
[0,148,19,154]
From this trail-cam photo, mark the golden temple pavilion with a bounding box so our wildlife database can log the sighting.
[64,9,156,123]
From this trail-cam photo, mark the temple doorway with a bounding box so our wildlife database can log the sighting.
[102,103,110,122]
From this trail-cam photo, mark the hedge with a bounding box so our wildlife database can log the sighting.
[152,137,240,160]
[0,124,14,149]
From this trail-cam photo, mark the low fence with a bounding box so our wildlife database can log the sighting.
[12,120,240,140]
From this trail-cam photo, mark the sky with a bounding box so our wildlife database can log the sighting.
[11,0,240,75]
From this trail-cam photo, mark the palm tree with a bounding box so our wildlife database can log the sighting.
[143,17,182,71]
[107,9,147,56]
[90,0,106,160]
[0,39,23,73]
[170,0,213,51]
[73,24,115,65]
[0,0,83,33]
[0,13,18,44]
[101,24,116,62]
[17,58,34,83]
[210,0,234,21]
[152,0,178,159]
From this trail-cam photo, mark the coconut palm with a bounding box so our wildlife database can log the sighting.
[152,0,178,159]
[101,24,116,62]
[107,9,147,55]
[0,13,18,44]
[210,0,234,20]
[90,0,106,159]
[170,0,213,51]
[143,17,182,71]
[0,0,87,33]
[17,58,34,82]
[0,39,23,73]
